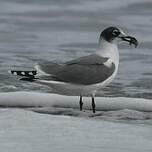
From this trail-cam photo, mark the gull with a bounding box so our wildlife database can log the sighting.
[11,27,138,113]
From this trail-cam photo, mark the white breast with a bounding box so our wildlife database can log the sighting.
[96,38,119,67]
[92,39,120,91]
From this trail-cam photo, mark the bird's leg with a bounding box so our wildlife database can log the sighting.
[79,96,83,111]
[92,96,96,113]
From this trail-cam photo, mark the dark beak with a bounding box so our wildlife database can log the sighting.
[119,35,138,48]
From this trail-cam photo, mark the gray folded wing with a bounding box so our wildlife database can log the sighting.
[66,54,108,65]
[38,54,115,85]
[38,61,64,75]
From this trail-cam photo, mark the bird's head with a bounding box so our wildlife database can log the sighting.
[100,27,138,48]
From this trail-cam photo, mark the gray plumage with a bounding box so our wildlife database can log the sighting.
[38,54,115,85]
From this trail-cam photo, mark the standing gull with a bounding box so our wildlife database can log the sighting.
[11,27,138,113]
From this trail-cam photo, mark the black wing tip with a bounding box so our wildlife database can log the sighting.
[11,70,37,75]
[10,70,38,81]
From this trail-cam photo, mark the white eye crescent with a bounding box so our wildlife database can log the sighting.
[112,29,119,36]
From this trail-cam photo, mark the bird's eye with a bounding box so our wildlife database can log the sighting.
[112,30,120,36]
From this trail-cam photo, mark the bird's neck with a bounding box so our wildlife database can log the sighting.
[96,38,119,66]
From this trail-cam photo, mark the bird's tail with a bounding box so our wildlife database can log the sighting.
[10,70,38,81]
